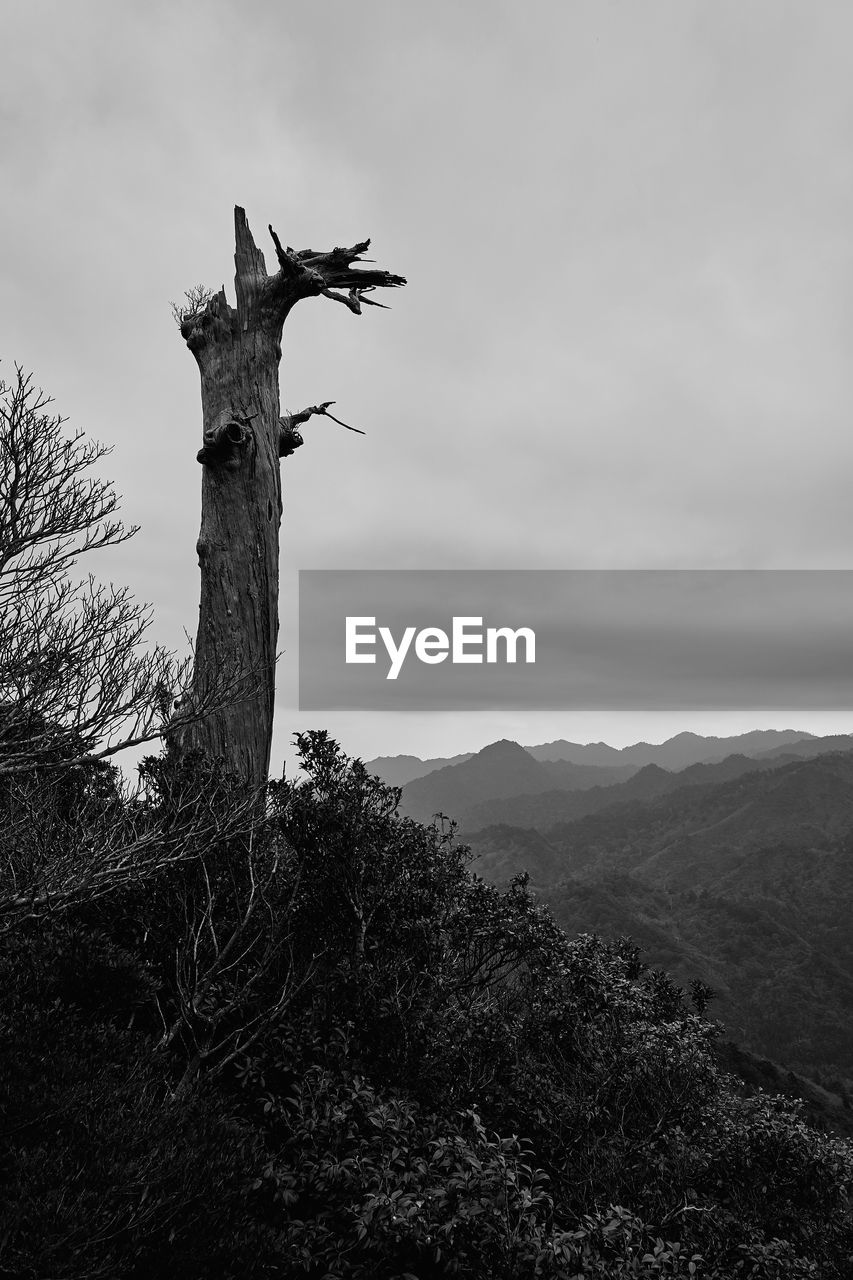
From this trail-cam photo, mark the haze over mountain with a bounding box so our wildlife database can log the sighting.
[454,752,790,832]
[525,729,818,768]
[368,729,829,791]
[362,751,473,788]
[397,739,635,824]
[387,731,853,831]
[753,733,853,761]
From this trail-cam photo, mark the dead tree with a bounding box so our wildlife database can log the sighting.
[174,208,404,788]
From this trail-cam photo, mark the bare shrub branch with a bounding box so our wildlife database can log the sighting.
[0,756,258,932]
[170,285,216,327]
[0,363,192,774]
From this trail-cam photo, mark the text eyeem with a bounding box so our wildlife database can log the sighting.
[345,616,536,680]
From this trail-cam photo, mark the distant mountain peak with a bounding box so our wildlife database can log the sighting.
[476,738,532,760]
[525,729,823,768]
[370,731,839,795]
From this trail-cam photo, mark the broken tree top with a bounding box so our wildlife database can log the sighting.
[180,206,406,348]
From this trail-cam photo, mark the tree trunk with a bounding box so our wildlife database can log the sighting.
[172,208,404,789]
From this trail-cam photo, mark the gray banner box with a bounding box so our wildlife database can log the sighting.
[298,569,853,712]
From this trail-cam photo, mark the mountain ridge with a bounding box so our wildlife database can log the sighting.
[367,729,836,791]
[464,749,853,1076]
[398,739,636,824]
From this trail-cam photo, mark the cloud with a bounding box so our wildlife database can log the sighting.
[2,0,852,762]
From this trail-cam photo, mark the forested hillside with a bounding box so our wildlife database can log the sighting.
[2,734,853,1277]
[467,752,853,1081]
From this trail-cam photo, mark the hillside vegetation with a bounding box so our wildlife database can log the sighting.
[2,734,852,1277]
[466,751,853,1081]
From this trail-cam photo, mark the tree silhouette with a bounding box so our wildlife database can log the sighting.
[0,364,179,776]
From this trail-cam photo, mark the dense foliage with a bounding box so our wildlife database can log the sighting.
[466,751,853,1081]
[540,866,853,1087]
[1,733,852,1277]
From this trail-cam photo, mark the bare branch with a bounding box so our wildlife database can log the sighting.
[0,366,193,779]
[296,238,406,294]
[0,759,262,933]
[264,221,406,318]
[319,287,363,314]
[154,829,316,1099]
[279,403,366,451]
[0,366,133,588]
[321,407,366,435]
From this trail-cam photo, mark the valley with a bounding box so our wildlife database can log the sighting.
[370,733,853,1087]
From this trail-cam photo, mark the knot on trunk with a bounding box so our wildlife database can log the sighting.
[197,414,254,468]
[181,289,236,354]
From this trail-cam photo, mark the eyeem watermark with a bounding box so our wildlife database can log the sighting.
[346,616,536,680]
[298,569,853,711]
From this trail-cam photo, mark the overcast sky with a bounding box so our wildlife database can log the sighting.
[3,1,853,769]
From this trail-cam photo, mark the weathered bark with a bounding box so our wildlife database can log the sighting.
[173,207,404,789]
